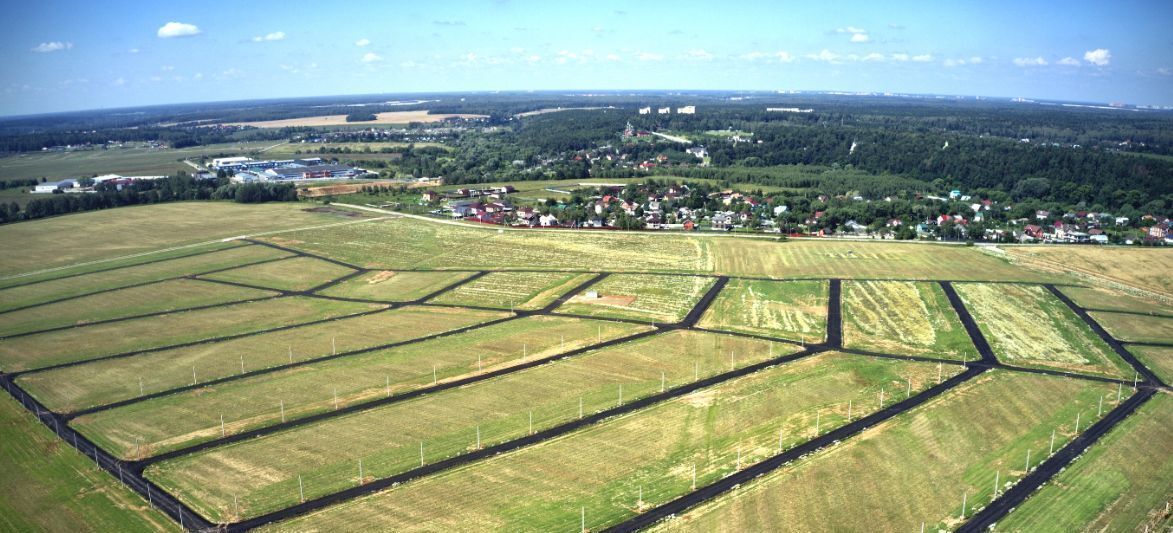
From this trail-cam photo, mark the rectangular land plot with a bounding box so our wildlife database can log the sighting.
[255,353,957,531]
[0,297,380,373]
[18,306,504,413]
[316,270,474,302]
[1089,312,1173,344]
[650,371,1123,533]
[557,274,715,323]
[842,281,977,360]
[997,394,1173,533]
[429,271,597,310]
[200,256,355,292]
[1128,345,1173,385]
[0,279,275,338]
[955,283,1132,378]
[72,316,648,459]
[0,243,289,312]
[1059,285,1173,316]
[0,240,246,291]
[696,279,827,342]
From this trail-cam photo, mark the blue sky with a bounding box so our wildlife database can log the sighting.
[3,0,1172,116]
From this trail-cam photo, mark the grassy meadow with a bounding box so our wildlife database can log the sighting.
[1128,345,1173,385]
[556,274,715,323]
[842,281,977,360]
[1089,312,1173,344]
[201,256,355,292]
[429,271,596,310]
[317,270,474,301]
[696,279,827,342]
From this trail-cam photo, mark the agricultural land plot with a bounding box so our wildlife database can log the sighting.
[1058,285,1173,316]
[1089,312,1173,345]
[997,394,1173,533]
[255,353,956,531]
[696,279,827,342]
[0,279,275,338]
[71,316,644,459]
[259,217,714,273]
[18,306,502,413]
[709,239,1057,282]
[557,274,716,323]
[316,270,474,302]
[1006,246,1172,298]
[0,202,363,276]
[0,240,245,291]
[955,283,1132,378]
[1127,346,1173,385]
[0,297,379,372]
[841,281,977,360]
[149,330,803,522]
[0,243,289,311]
[429,271,597,310]
[650,370,1123,532]
[200,256,355,292]
[0,394,171,533]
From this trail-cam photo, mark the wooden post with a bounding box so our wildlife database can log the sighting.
[848,400,853,421]
[220,414,226,437]
[778,427,784,452]
[139,378,144,396]
[618,384,623,406]
[476,425,481,449]
[334,388,339,410]
[993,470,999,498]
[332,336,337,355]
[240,355,245,374]
[661,371,666,393]
[1098,395,1103,417]
[433,365,437,385]
[529,410,533,435]
[579,396,583,420]
[386,376,391,397]
[938,362,942,384]
[280,400,285,423]
[1025,449,1031,473]
[192,366,197,386]
[1075,412,1081,433]
[1049,429,1056,455]
[298,474,304,503]
[906,377,912,398]
[420,441,424,466]
[358,459,363,485]
[288,345,293,364]
[692,463,696,490]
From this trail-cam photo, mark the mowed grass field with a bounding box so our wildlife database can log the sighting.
[651,371,1122,532]
[255,353,956,531]
[18,306,502,413]
[429,271,596,310]
[956,283,1132,378]
[200,256,356,292]
[149,330,802,522]
[557,274,715,323]
[0,297,379,372]
[842,281,977,360]
[997,393,1173,533]
[1059,285,1173,316]
[1090,312,1173,344]
[317,270,473,302]
[696,279,827,342]
[0,394,171,532]
[72,316,646,459]
[1128,345,1173,385]
[1006,246,1172,298]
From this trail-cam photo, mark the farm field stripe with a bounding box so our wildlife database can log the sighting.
[606,365,986,532]
[0,241,249,288]
[244,238,365,271]
[940,281,997,363]
[189,276,296,296]
[538,272,610,312]
[838,347,973,366]
[1080,308,1173,319]
[1121,340,1173,348]
[959,387,1157,532]
[994,363,1138,387]
[132,326,668,469]
[690,327,805,348]
[224,345,828,531]
[1046,284,1167,387]
[0,373,209,531]
[65,313,520,420]
[679,276,729,327]
[826,279,842,348]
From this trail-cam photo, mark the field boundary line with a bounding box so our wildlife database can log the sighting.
[1080,308,1173,319]
[0,241,252,291]
[939,281,997,364]
[1046,284,1167,387]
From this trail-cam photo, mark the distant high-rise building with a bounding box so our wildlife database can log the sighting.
[638,107,651,114]
[677,105,696,114]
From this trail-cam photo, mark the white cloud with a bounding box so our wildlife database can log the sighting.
[968,56,983,64]
[605,53,621,62]
[1157,67,1171,76]
[355,38,370,47]
[527,54,543,64]
[193,73,203,80]
[911,54,933,62]
[775,51,795,63]
[636,51,663,61]
[1083,48,1110,66]
[112,77,126,86]
[684,49,714,61]
[740,51,767,61]
[806,49,841,63]
[943,58,965,67]
[891,53,909,62]
[837,26,866,34]
[161,65,175,71]
[1058,57,1081,66]
[252,31,285,42]
[31,41,72,53]
[1013,56,1048,67]
[862,52,885,62]
[837,26,870,43]
[361,52,382,63]
[849,33,870,43]
[128,48,140,54]
[157,22,201,38]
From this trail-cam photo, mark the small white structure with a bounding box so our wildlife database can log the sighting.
[657,107,671,114]
[33,179,76,193]
[773,205,789,216]
[638,107,651,115]
[676,106,696,114]
[211,156,253,169]
[585,290,599,299]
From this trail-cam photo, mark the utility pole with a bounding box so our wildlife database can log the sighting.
[298,475,304,503]
[661,371,666,393]
[280,400,285,423]
[1024,449,1031,473]
[1049,429,1056,455]
[139,378,144,396]
[993,470,999,498]
[1098,395,1103,417]
[220,414,226,437]
[289,345,293,364]
[240,355,245,374]
[847,400,853,421]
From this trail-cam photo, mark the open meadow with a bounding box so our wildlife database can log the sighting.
[842,281,977,360]
[200,256,355,292]
[696,279,827,342]
[556,274,715,323]
[1006,245,1173,299]
[1089,312,1173,344]
[429,271,596,310]
[317,270,473,301]
[1127,345,1173,385]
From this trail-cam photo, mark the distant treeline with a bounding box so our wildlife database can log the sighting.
[0,174,298,224]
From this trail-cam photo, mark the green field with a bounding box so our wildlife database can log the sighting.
[429,271,596,310]
[1128,345,1173,385]
[1059,285,1173,316]
[0,394,171,532]
[0,240,246,291]
[956,283,1132,378]
[842,281,977,360]
[72,316,647,459]
[148,330,802,522]
[201,256,355,292]
[255,353,955,531]
[0,279,274,337]
[652,371,1122,532]
[997,394,1173,533]
[697,279,827,342]
[0,141,279,182]
[1090,312,1173,344]
[556,274,715,323]
[317,270,474,301]
[17,306,503,413]
[0,297,379,372]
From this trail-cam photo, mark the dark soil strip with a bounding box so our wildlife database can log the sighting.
[1047,284,1167,387]
[190,275,295,296]
[689,327,805,348]
[607,365,986,532]
[0,241,251,291]
[1121,340,1173,348]
[244,238,365,271]
[959,387,1156,532]
[825,279,842,348]
[226,346,828,531]
[0,373,213,531]
[940,281,998,364]
[1080,308,1173,319]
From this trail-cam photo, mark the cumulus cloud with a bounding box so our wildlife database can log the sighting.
[968,56,983,64]
[1083,48,1110,66]
[252,31,285,42]
[157,22,201,38]
[1158,67,1171,76]
[112,77,126,86]
[1013,56,1048,67]
[128,48,140,54]
[1058,57,1081,66]
[850,33,870,43]
[837,26,870,43]
[605,53,620,62]
[862,53,885,62]
[774,51,795,63]
[684,49,714,61]
[31,41,73,53]
[911,54,933,62]
[361,52,382,63]
[806,49,841,63]
[891,53,910,62]
[355,38,370,47]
